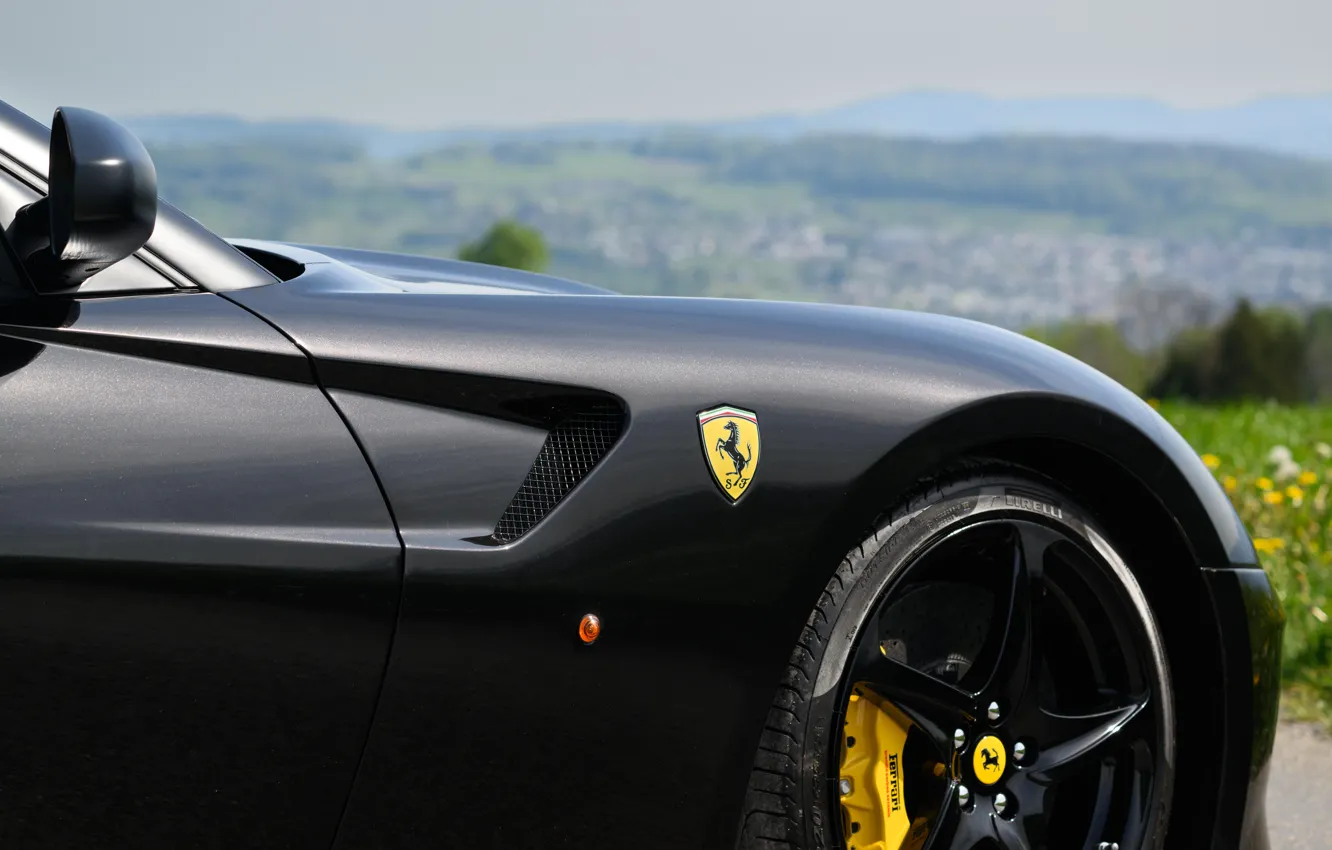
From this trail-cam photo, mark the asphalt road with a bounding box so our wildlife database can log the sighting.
[1267,721,1332,850]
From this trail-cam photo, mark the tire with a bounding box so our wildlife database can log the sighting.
[736,463,1175,850]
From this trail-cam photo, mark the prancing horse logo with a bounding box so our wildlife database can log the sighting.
[981,748,1000,771]
[697,406,761,502]
[715,421,752,479]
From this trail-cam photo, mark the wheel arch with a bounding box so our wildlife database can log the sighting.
[788,391,1237,849]
[834,392,1252,570]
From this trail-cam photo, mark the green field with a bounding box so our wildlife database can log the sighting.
[1160,402,1332,725]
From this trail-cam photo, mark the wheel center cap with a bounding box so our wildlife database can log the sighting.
[972,735,1007,785]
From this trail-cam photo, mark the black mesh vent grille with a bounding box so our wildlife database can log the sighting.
[492,402,624,542]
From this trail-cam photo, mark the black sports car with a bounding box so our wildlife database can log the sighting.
[0,99,1282,850]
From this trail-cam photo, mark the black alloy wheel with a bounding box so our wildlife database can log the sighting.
[736,465,1174,850]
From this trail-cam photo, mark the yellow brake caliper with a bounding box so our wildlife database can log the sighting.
[839,688,932,850]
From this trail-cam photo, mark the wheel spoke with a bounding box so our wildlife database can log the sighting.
[1102,751,1156,850]
[977,523,1055,711]
[1113,753,1154,850]
[1073,749,1152,850]
[853,651,975,752]
[920,783,961,850]
[920,783,995,850]
[993,816,1034,850]
[1028,695,1149,784]
[1075,761,1117,850]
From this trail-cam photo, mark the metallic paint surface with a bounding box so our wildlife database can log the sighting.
[226,262,1262,849]
[0,291,400,848]
[329,389,550,543]
[1202,567,1284,850]
[233,265,1254,568]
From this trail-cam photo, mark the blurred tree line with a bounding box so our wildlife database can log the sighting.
[1028,300,1332,403]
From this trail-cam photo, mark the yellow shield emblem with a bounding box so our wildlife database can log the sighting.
[698,405,760,502]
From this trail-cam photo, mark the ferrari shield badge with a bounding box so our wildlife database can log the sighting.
[698,405,760,502]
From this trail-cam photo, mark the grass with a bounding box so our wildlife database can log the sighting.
[1157,402,1332,727]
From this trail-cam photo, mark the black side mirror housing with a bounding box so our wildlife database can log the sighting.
[4,107,157,293]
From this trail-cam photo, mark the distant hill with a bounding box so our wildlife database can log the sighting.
[716,93,1332,160]
[125,91,1332,159]
[148,132,1332,249]
[142,130,1332,331]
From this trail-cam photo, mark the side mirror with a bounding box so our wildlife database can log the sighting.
[4,107,157,293]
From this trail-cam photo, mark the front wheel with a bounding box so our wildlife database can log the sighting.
[737,466,1174,850]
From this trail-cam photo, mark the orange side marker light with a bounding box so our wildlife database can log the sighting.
[579,614,601,645]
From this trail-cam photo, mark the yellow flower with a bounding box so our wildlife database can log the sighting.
[1253,537,1286,553]
[1298,470,1317,486]
[1146,398,1160,410]
[1263,491,1284,505]
[1286,485,1304,501]
[1201,453,1221,469]
[1223,475,1238,493]
[1256,477,1274,491]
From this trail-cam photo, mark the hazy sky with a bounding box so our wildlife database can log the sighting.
[4,0,1329,128]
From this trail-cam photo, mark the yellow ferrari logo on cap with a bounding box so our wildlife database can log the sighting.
[973,736,1007,785]
[698,405,760,501]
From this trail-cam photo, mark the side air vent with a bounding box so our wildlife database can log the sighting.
[492,401,624,543]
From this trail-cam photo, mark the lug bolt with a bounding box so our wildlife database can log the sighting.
[957,785,971,809]
[839,778,852,797]
[987,701,1001,721]
[994,793,1009,816]
[953,728,966,750]
[1013,742,1027,762]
